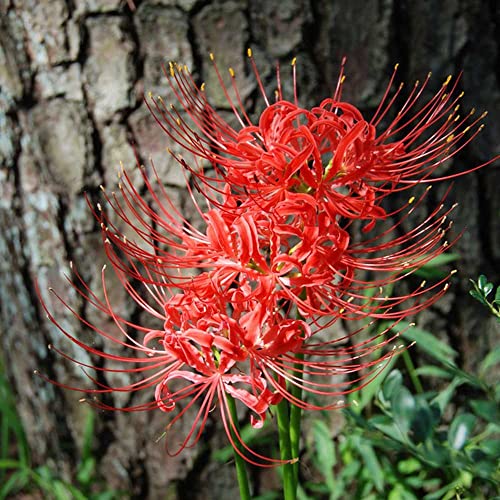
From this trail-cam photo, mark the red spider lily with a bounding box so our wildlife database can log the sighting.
[149,52,496,221]
[38,51,497,467]
[97,156,457,322]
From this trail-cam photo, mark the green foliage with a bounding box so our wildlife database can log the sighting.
[299,321,499,500]
[469,274,500,321]
[0,361,124,500]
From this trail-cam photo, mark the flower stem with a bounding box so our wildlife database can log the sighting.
[276,399,296,500]
[226,395,251,500]
[289,352,304,487]
[402,349,423,394]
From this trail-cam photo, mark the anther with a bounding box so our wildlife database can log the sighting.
[228,67,235,78]
[291,56,297,66]
[408,196,415,204]
[247,48,252,57]
[450,269,458,275]
[443,75,452,86]
[209,52,214,61]
[200,82,206,91]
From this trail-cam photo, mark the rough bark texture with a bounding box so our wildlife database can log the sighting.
[0,0,498,498]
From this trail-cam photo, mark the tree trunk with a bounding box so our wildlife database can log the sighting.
[0,0,498,498]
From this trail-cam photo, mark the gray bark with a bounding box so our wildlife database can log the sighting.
[0,0,498,498]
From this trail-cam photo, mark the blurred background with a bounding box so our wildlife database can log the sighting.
[0,0,499,498]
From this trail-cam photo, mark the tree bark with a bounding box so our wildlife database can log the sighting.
[0,0,498,498]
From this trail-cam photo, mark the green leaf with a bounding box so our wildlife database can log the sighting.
[76,457,95,486]
[469,289,488,306]
[352,355,398,411]
[397,457,422,475]
[53,480,74,500]
[431,378,463,414]
[391,386,416,435]
[392,322,457,364]
[312,419,335,471]
[448,413,476,450]
[478,274,488,291]
[0,468,30,498]
[388,483,418,500]
[479,346,500,375]
[0,459,23,469]
[81,409,96,463]
[494,286,500,304]
[479,439,500,457]
[469,400,499,423]
[411,401,439,443]
[414,366,452,379]
[352,436,384,493]
[382,370,403,402]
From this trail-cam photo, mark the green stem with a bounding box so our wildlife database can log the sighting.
[226,395,251,500]
[289,352,304,487]
[402,349,424,394]
[276,399,296,500]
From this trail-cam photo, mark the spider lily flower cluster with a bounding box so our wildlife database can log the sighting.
[39,50,495,466]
